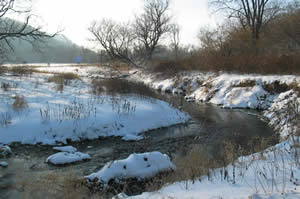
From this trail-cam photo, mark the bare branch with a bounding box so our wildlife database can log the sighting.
[134,0,171,60]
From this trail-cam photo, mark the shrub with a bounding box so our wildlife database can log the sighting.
[91,78,156,98]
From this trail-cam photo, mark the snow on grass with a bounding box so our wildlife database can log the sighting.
[46,152,91,165]
[127,138,300,199]
[0,73,190,145]
[86,152,175,183]
[53,146,77,153]
[263,90,300,138]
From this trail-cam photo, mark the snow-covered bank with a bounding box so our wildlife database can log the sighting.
[129,70,299,134]
[86,152,175,184]
[124,69,300,199]
[46,151,91,165]
[0,73,189,145]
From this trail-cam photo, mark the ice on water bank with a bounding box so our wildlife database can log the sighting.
[121,134,144,141]
[53,146,77,153]
[86,152,175,183]
[0,161,8,167]
[46,152,91,165]
[0,145,12,157]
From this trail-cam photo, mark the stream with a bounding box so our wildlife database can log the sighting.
[0,77,277,199]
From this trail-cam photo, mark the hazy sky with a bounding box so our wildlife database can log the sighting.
[32,0,216,48]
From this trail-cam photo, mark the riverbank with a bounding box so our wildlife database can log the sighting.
[123,68,300,199]
[1,64,299,198]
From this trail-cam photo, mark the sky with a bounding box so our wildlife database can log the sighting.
[31,0,216,48]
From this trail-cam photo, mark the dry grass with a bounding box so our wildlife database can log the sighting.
[12,95,28,110]
[48,73,81,84]
[233,80,256,88]
[1,82,10,91]
[109,61,132,72]
[91,78,156,98]
[17,172,100,199]
[174,145,217,183]
[48,73,81,92]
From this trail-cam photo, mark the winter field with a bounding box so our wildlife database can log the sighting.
[0,64,299,199]
[0,66,189,145]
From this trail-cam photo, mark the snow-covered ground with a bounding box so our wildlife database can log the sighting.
[86,152,175,183]
[53,146,78,153]
[46,151,91,165]
[0,70,189,145]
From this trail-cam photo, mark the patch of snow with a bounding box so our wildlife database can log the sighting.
[152,79,174,92]
[46,152,91,165]
[0,145,12,157]
[221,85,268,109]
[53,146,77,153]
[112,193,129,199]
[0,161,8,167]
[86,152,175,183]
[121,134,144,141]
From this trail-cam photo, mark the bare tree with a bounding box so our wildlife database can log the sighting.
[134,0,172,60]
[0,0,58,61]
[89,19,138,66]
[210,0,284,40]
[169,23,180,60]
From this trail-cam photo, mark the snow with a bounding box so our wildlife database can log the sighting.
[0,73,189,145]
[86,152,175,183]
[263,90,299,138]
[112,193,129,199]
[0,161,8,167]
[126,138,300,199]
[221,85,268,109]
[0,145,12,157]
[53,146,77,153]
[130,70,300,111]
[46,152,91,165]
[121,134,144,141]
[152,79,175,92]
[127,69,300,199]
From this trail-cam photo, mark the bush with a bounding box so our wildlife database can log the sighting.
[91,78,156,97]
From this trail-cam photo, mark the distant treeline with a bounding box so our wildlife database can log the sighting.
[6,35,99,64]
